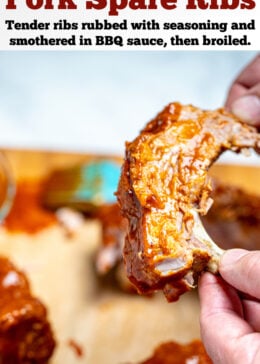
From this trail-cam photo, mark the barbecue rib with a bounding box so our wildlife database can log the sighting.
[140,340,212,364]
[117,102,260,301]
[0,256,56,363]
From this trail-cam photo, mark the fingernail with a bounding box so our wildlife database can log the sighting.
[221,249,248,267]
[231,95,260,124]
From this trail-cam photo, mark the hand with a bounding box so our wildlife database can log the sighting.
[225,54,260,127]
[199,249,260,364]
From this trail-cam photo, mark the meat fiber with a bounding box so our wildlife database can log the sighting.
[117,102,260,301]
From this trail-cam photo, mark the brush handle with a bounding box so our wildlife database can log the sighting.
[43,160,121,212]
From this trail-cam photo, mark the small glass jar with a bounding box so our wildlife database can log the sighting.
[0,152,15,223]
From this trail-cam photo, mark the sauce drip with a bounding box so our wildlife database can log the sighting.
[67,339,84,358]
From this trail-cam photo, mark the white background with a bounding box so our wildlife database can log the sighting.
[0,51,259,165]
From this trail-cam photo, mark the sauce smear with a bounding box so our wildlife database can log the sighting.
[4,180,57,234]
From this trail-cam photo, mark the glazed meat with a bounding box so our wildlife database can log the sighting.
[140,340,212,364]
[117,102,260,301]
[0,256,55,363]
[95,181,260,291]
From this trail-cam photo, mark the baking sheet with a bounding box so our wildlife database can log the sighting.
[0,149,259,364]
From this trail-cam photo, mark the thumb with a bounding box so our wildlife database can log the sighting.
[230,92,260,127]
[219,249,260,299]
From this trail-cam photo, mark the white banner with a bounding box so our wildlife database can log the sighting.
[0,0,258,50]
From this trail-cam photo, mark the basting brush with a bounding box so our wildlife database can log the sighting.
[42,160,121,214]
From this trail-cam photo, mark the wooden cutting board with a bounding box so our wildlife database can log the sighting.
[0,149,259,364]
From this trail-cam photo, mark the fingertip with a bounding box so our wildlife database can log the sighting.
[231,95,260,125]
[219,249,248,286]
[198,271,217,290]
[198,272,224,309]
[220,249,248,270]
[220,249,260,300]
